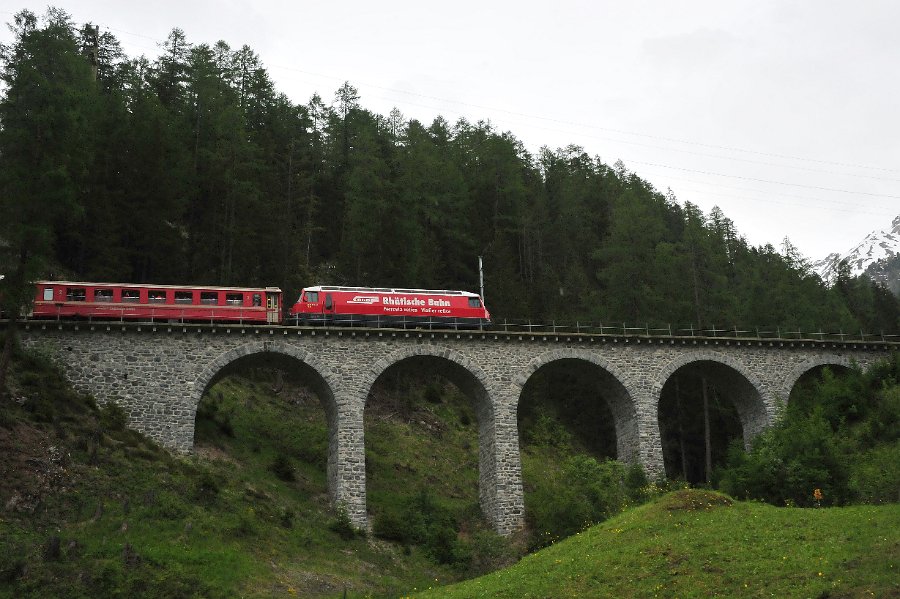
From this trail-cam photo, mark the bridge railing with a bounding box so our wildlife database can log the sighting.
[18,313,899,344]
[490,319,900,343]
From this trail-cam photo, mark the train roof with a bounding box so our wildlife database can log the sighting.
[303,285,480,297]
[37,281,282,293]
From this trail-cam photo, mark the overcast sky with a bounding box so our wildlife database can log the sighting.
[4,1,898,261]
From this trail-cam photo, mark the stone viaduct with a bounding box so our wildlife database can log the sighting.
[15,321,896,535]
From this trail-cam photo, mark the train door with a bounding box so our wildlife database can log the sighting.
[266,292,280,324]
[324,292,334,322]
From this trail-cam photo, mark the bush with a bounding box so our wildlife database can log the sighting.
[524,412,572,449]
[719,357,900,507]
[526,456,628,549]
[269,453,295,482]
[328,507,362,541]
[624,462,650,503]
[467,529,515,575]
[849,441,900,503]
[100,401,128,432]
[372,488,471,567]
[718,407,846,506]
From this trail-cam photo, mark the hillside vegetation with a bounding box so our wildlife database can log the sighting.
[0,350,507,598]
[415,489,900,599]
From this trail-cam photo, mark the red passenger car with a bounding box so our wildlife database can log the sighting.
[30,281,282,324]
[288,286,490,328]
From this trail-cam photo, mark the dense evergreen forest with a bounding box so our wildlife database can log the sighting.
[1,8,898,334]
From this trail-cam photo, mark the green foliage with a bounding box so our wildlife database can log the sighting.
[268,453,295,482]
[522,411,573,448]
[849,441,900,503]
[2,353,496,598]
[718,356,900,506]
[99,401,127,431]
[372,488,470,567]
[527,456,632,549]
[327,507,363,541]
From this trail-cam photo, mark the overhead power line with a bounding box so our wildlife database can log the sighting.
[2,10,898,184]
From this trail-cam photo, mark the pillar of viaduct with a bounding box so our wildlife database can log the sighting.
[14,321,892,535]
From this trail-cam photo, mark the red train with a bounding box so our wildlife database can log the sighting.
[31,281,282,324]
[288,285,491,328]
[28,281,490,329]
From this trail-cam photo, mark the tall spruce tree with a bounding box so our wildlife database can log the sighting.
[0,9,95,391]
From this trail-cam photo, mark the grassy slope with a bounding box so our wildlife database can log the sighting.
[416,489,900,598]
[0,353,483,598]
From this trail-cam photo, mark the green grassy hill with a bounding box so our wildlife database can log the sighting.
[415,489,900,598]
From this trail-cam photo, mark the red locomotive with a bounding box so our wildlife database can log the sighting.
[30,281,283,324]
[288,285,490,328]
[25,281,490,329]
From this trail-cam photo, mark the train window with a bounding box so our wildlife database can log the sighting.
[468,297,481,308]
[149,290,166,303]
[43,287,53,301]
[252,293,261,307]
[175,291,193,304]
[226,293,243,305]
[95,289,113,302]
[306,291,318,303]
[66,288,86,302]
[122,289,140,303]
[200,292,218,305]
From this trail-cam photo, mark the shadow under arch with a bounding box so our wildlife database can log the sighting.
[657,352,768,449]
[782,356,856,402]
[514,350,639,463]
[361,345,499,524]
[191,342,341,498]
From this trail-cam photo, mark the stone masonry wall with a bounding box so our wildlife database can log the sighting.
[16,322,893,535]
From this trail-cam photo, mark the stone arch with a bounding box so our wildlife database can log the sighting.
[191,341,340,412]
[514,349,641,463]
[361,344,506,528]
[362,345,494,405]
[190,341,347,514]
[781,356,856,402]
[656,351,769,446]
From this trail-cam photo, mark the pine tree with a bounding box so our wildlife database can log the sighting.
[0,9,95,392]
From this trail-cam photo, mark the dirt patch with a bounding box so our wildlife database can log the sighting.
[0,421,74,513]
[194,443,240,465]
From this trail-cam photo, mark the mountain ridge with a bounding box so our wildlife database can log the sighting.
[812,215,900,295]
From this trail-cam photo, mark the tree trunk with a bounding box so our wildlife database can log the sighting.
[675,376,688,480]
[0,317,17,398]
[702,376,712,484]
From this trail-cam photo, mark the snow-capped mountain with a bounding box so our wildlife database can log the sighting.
[813,215,900,295]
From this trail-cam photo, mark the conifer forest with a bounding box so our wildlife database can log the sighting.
[1,8,898,335]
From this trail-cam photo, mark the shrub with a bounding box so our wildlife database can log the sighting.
[100,401,128,432]
[467,529,516,575]
[849,441,900,503]
[719,356,900,507]
[624,462,650,503]
[269,453,295,482]
[328,507,362,541]
[526,456,628,549]
[718,407,846,506]
[372,488,471,567]
[524,411,572,448]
